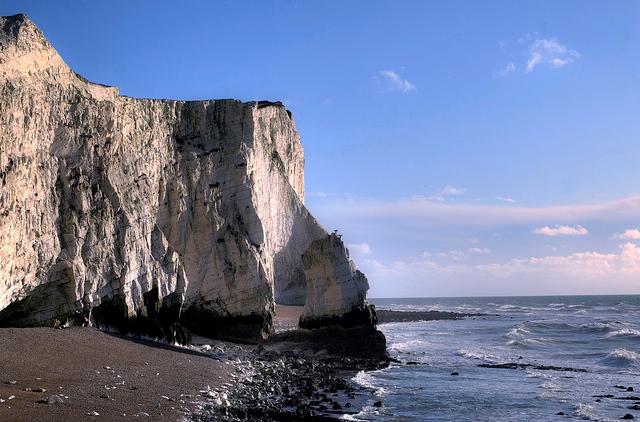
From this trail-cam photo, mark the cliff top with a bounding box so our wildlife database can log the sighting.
[0,13,293,115]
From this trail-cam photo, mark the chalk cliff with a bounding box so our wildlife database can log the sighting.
[0,14,383,349]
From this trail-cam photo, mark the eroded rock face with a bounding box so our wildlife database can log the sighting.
[300,233,370,326]
[0,14,379,345]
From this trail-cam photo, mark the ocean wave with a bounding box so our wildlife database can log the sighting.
[518,319,626,334]
[600,349,640,368]
[572,403,615,422]
[604,328,640,339]
[506,338,553,348]
[389,339,426,353]
[456,349,499,362]
[352,370,386,396]
[505,324,531,338]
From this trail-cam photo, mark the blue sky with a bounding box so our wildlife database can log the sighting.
[4,1,640,297]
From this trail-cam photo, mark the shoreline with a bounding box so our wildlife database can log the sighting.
[0,308,468,421]
[0,326,386,421]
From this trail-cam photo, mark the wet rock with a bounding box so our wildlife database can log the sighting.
[373,401,383,408]
[376,309,483,323]
[621,414,634,420]
[25,387,46,393]
[557,411,565,415]
[628,405,640,411]
[451,372,459,376]
[629,387,635,392]
[478,363,587,372]
[37,395,63,405]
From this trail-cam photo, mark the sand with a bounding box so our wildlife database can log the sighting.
[0,327,232,421]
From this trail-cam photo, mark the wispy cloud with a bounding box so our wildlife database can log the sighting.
[526,38,580,72]
[311,196,640,229]
[440,185,465,196]
[499,62,516,76]
[612,229,640,240]
[308,191,328,198]
[532,224,588,237]
[377,70,416,94]
[499,37,580,76]
[432,247,492,261]
[362,242,640,297]
[468,247,492,255]
[347,242,372,256]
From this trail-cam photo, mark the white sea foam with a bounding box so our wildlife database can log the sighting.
[456,349,499,362]
[505,324,531,338]
[604,328,640,339]
[389,339,426,353]
[506,337,552,348]
[572,403,614,422]
[600,349,640,368]
[353,370,386,396]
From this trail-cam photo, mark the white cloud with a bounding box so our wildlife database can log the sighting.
[347,242,372,256]
[468,247,491,255]
[377,70,416,94]
[308,191,328,198]
[440,185,465,196]
[436,250,466,260]
[612,229,640,240]
[532,224,588,237]
[434,247,491,260]
[497,196,516,203]
[499,62,516,76]
[526,38,580,72]
[362,243,640,297]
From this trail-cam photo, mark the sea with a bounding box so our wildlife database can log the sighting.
[348,295,640,421]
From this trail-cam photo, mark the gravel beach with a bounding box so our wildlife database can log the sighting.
[0,327,234,421]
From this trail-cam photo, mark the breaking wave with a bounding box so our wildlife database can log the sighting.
[600,349,640,368]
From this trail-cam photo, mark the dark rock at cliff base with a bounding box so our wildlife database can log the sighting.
[269,325,388,360]
[180,306,273,344]
[299,305,378,330]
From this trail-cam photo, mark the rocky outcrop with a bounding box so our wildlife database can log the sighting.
[0,14,383,349]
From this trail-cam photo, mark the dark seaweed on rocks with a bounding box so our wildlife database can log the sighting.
[376,309,484,324]
[478,362,588,372]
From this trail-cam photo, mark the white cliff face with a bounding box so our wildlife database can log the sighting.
[0,14,371,341]
[301,234,370,320]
